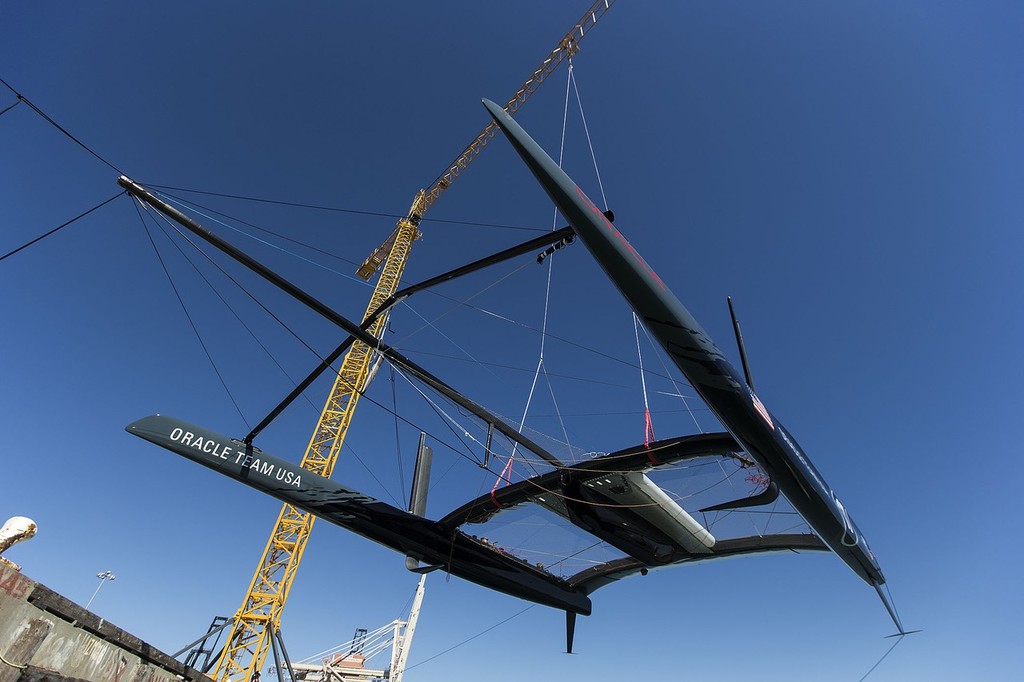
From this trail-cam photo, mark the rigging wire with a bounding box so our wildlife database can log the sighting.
[572,65,710,446]
[0,192,124,263]
[428,295,691,388]
[540,364,573,450]
[637,319,705,432]
[153,188,368,272]
[492,57,577,495]
[132,198,250,429]
[883,583,907,636]
[345,436,404,508]
[392,366,489,468]
[856,635,906,682]
[389,363,711,513]
[405,605,536,671]
[353,249,752,518]
[152,193,679,398]
[390,364,406,500]
[569,61,609,211]
[546,539,606,574]
[128,184,531,501]
[655,460,751,504]
[138,197,322,414]
[400,348,641,391]
[514,58,621,465]
[144,183,547,233]
[141,195,411,505]
[633,312,656,448]
[295,358,484,478]
[0,93,421,500]
[132,187,645,494]
[141,197,326,364]
[0,98,21,118]
[0,76,123,175]
[138,198,423,509]
[153,186,617,423]
[522,58,625,459]
[153,189,374,290]
[388,259,536,383]
[761,489,782,537]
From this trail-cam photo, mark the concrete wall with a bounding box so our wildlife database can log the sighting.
[0,564,209,682]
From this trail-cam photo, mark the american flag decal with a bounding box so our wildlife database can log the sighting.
[751,392,774,430]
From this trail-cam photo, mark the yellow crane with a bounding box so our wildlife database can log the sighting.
[211,3,616,681]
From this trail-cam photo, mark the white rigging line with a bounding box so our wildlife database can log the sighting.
[391,259,533,353]
[502,58,623,476]
[391,365,496,466]
[573,66,709,443]
[761,491,783,536]
[541,367,574,457]
[530,134,573,454]
[571,61,671,453]
[298,619,400,666]
[638,320,705,432]
[493,57,577,491]
[569,63,609,210]
[633,312,656,447]
[388,365,549,483]
[152,190,374,289]
[394,302,498,383]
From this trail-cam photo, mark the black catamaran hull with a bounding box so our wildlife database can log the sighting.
[127,415,592,616]
[481,98,887,593]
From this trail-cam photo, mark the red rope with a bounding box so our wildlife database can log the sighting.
[644,408,661,464]
[490,454,516,506]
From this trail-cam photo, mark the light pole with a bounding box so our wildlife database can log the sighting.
[86,570,116,609]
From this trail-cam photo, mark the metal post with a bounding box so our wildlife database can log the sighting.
[85,570,115,609]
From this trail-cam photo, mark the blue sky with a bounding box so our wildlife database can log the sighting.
[2,2,1022,680]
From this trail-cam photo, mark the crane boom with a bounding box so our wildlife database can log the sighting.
[212,210,419,682]
[389,574,426,682]
[213,3,617,681]
[356,0,616,280]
